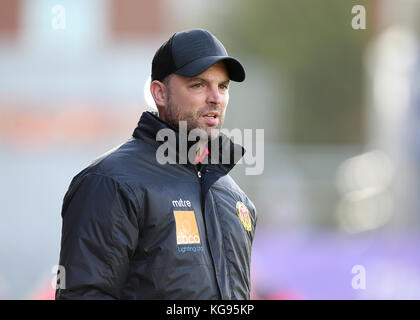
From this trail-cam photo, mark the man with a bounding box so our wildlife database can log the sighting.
[56,29,257,300]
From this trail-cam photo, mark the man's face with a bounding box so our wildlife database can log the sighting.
[164,61,230,140]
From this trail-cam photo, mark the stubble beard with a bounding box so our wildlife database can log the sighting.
[165,95,225,142]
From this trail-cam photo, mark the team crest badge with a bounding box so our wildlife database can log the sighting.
[236,201,252,231]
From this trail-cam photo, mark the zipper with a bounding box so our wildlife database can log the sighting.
[195,165,222,299]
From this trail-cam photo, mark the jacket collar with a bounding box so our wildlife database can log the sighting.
[132,111,245,174]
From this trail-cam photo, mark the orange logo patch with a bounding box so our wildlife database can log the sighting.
[236,201,252,231]
[173,211,201,245]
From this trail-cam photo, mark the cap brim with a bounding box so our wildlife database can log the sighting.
[174,56,245,82]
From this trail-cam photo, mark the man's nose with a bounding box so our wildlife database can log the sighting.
[206,86,222,105]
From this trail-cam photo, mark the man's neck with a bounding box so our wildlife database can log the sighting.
[195,139,210,163]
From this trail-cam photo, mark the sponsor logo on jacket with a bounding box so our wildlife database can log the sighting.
[173,210,201,245]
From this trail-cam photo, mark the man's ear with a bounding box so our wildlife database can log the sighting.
[150,80,167,109]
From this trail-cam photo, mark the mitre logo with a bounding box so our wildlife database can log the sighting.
[172,198,192,208]
[173,210,201,245]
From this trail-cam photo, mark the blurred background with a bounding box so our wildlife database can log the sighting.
[1,0,420,299]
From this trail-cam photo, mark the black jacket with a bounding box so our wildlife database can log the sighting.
[56,111,257,300]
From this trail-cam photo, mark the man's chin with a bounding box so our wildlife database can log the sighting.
[188,125,220,141]
[205,127,221,141]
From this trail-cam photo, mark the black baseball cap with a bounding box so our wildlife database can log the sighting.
[151,29,245,82]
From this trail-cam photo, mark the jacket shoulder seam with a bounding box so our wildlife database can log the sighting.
[85,172,144,228]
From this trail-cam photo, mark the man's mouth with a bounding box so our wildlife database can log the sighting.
[202,112,219,126]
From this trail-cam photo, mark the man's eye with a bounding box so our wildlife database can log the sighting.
[219,84,229,90]
[192,83,202,88]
